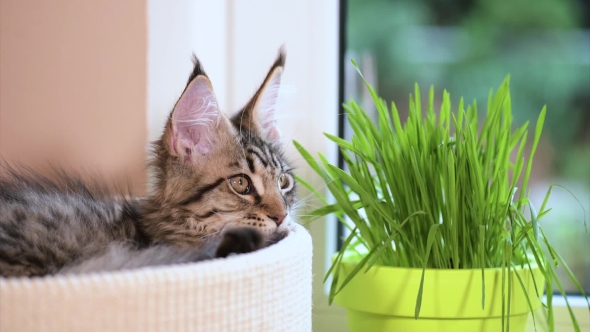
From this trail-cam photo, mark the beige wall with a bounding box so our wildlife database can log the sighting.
[0,0,148,193]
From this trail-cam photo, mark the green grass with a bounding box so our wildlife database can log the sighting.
[294,60,589,331]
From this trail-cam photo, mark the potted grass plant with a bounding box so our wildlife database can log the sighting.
[295,61,589,332]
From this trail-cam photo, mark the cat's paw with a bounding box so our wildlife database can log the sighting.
[214,227,264,258]
[266,229,289,246]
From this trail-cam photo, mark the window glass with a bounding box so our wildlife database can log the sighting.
[345,0,590,293]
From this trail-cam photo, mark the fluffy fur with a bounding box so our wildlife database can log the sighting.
[0,49,296,277]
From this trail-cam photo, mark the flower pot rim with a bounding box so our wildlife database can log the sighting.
[335,252,539,273]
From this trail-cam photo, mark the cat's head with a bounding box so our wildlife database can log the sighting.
[147,49,296,245]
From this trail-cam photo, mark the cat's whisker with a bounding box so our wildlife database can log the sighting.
[294,178,337,204]
[292,198,324,213]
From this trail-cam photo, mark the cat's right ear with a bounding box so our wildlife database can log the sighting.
[166,59,222,164]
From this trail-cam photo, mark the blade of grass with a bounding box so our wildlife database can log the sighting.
[415,224,441,319]
[479,225,486,309]
[512,262,539,332]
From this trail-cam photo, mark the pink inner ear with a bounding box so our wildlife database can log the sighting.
[266,127,282,141]
[171,77,220,160]
[256,70,282,141]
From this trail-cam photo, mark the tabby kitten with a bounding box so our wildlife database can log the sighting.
[0,49,296,277]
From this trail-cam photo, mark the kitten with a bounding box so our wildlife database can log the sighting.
[0,49,296,277]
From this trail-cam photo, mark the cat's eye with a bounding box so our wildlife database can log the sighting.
[229,175,251,195]
[278,174,289,189]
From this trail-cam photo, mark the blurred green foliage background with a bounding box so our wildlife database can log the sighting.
[346,0,590,293]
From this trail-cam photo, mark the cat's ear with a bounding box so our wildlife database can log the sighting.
[167,58,222,163]
[239,49,286,142]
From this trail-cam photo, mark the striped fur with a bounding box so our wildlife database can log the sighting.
[0,49,295,277]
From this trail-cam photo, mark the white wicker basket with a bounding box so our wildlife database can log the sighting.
[0,223,312,332]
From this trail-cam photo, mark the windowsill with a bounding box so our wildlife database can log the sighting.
[546,294,588,307]
[313,294,589,332]
[536,295,589,330]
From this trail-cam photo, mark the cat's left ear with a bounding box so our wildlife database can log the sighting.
[239,49,286,141]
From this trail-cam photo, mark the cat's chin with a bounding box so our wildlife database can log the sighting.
[265,227,290,247]
[262,217,293,236]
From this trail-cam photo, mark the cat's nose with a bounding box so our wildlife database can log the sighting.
[268,214,286,226]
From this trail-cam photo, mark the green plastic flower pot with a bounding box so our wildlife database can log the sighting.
[333,255,544,332]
